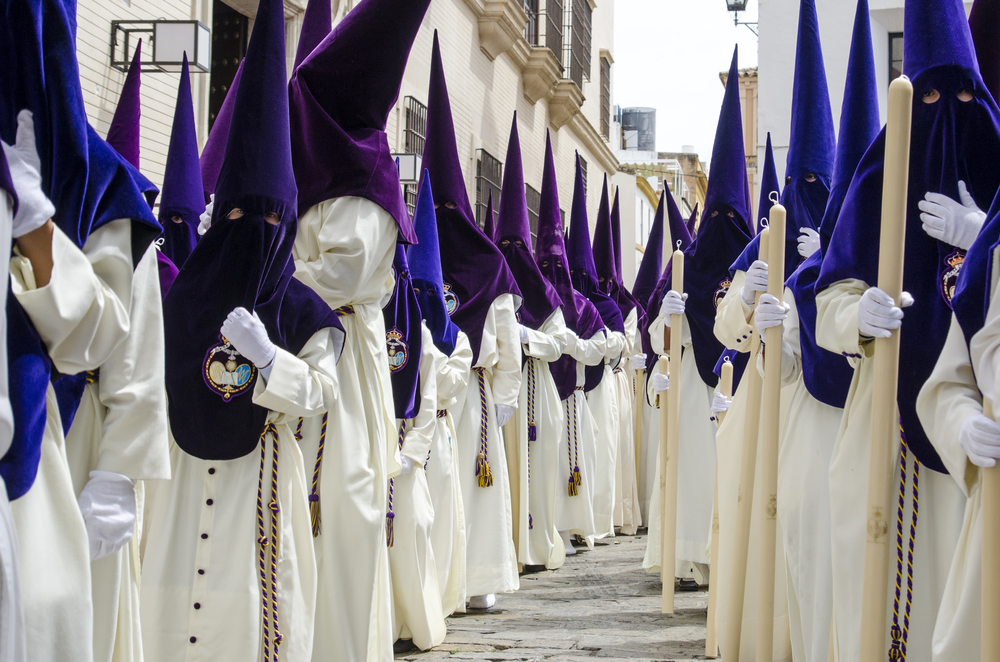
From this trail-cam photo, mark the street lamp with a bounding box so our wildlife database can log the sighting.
[111,20,211,73]
[725,0,749,10]
[724,0,757,35]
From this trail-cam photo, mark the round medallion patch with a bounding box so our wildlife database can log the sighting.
[203,337,257,401]
[940,250,965,308]
[386,327,409,373]
[714,278,732,310]
[443,282,460,316]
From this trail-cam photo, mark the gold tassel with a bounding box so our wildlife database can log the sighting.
[568,476,578,497]
[386,512,394,548]
[476,452,493,487]
[573,465,582,487]
[309,494,321,538]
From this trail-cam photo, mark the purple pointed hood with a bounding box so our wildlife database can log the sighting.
[289,0,430,243]
[483,190,496,241]
[665,190,693,253]
[595,177,642,326]
[686,203,699,237]
[158,55,204,268]
[632,190,665,311]
[106,41,141,169]
[757,132,781,232]
[293,0,331,71]
[703,47,751,232]
[610,186,625,280]
[420,32,521,363]
[494,114,562,332]
[970,0,1000,103]
[201,61,242,196]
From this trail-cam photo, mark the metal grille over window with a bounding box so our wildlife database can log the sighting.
[562,0,592,88]
[523,0,539,46]
[545,0,564,64]
[889,32,904,82]
[475,149,503,231]
[525,184,541,243]
[580,156,588,198]
[403,184,418,218]
[403,96,427,155]
[600,57,611,139]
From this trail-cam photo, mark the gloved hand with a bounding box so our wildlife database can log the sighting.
[918,181,986,250]
[797,227,821,259]
[518,324,530,344]
[77,471,136,561]
[711,392,731,417]
[754,293,789,337]
[399,455,416,475]
[495,404,514,427]
[632,353,647,371]
[2,110,55,238]
[650,372,670,392]
[221,307,277,369]
[198,194,215,236]
[660,290,688,327]
[741,260,769,306]
[959,413,1000,468]
[857,287,913,339]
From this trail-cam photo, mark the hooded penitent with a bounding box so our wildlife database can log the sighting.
[634,191,665,362]
[594,177,642,326]
[536,133,604,401]
[106,41,142,169]
[493,114,562,333]
[786,0,879,409]
[162,0,345,461]
[818,0,1000,472]
[649,46,753,389]
[568,155,623,392]
[421,32,521,364]
[292,0,331,71]
[158,55,205,268]
[969,0,1000,103]
[289,0,430,243]
[757,132,781,234]
[732,0,834,278]
[383,244,423,421]
[408,174,460,356]
[201,61,242,197]
[0,0,162,499]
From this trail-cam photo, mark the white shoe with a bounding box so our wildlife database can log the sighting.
[468,594,496,609]
[560,530,576,556]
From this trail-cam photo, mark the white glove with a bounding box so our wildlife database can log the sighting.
[495,404,514,427]
[77,471,136,561]
[918,181,986,250]
[198,194,215,235]
[959,413,1000,468]
[797,227,820,259]
[632,353,647,371]
[857,287,913,339]
[711,392,731,417]
[221,307,277,369]
[399,455,416,475]
[651,372,670,392]
[518,324,530,344]
[741,260,769,306]
[2,110,55,238]
[660,290,688,327]
[754,293,789,337]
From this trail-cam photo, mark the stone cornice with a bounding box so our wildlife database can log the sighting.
[463,0,529,61]
[567,109,618,174]
[547,79,584,131]
[521,47,562,104]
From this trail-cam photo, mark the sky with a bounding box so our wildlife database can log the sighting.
[613,0,760,164]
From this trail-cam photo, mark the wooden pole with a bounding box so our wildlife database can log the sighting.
[635,368,644,504]
[859,75,912,662]
[661,246,685,614]
[756,203,786,661]
[706,359,733,659]
[657,355,670,594]
[982,398,999,661]
[723,226,770,659]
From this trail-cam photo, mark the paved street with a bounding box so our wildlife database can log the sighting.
[398,532,710,661]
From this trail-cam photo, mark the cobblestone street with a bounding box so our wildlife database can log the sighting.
[398,532,710,661]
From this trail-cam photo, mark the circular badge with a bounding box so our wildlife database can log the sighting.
[203,337,257,401]
[940,250,965,308]
[714,278,732,310]
[386,327,409,373]
[443,282,460,316]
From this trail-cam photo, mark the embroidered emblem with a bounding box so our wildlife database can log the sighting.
[940,250,965,308]
[203,337,257,401]
[443,282,459,316]
[386,327,409,373]
[714,278,732,310]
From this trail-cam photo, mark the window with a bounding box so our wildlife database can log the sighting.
[475,149,503,230]
[600,57,611,139]
[525,184,541,244]
[209,0,248,132]
[545,0,564,64]
[403,96,427,155]
[562,0,592,88]
[889,32,904,83]
[579,156,588,198]
[524,0,539,46]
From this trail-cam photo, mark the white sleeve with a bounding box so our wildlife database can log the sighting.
[486,294,522,408]
[566,330,607,366]
[434,329,473,408]
[400,339,438,465]
[252,328,340,419]
[522,309,567,362]
[815,278,869,359]
[714,270,756,352]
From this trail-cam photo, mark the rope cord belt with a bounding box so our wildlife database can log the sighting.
[526,359,535,529]
[334,305,355,316]
[307,413,328,537]
[474,368,493,487]
[436,410,448,418]
[565,393,581,497]
[889,429,920,662]
[86,369,99,384]
[255,422,282,662]
[386,421,406,548]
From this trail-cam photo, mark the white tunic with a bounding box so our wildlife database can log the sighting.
[816,278,966,662]
[508,309,568,569]
[292,197,397,662]
[9,222,135,662]
[422,329,472,616]
[613,308,641,536]
[589,329,625,539]
[389,329,445,651]
[453,294,522,597]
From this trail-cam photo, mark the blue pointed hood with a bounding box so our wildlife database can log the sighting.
[970,0,1000,103]
[665,190,692,253]
[904,0,980,79]
[786,0,835,184]
[757,132,780,232]
[106,41,142,169]
[703,47,751,232]
[632,190,664,311]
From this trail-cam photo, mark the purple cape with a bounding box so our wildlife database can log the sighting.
[384,245,423,420]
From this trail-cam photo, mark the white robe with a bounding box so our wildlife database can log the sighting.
[638,365,660,526]
[389,329,445,651]
[65,242,171,662]
[613,308,641,536]
[508,309,568,569]
[422,329,472,617]
[589,330,625,539]
[9,221,135,662]
[141,331,339,662]
[453,295,522,597]
[816,278,966,662]
[292,197,397,662]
